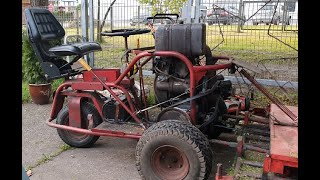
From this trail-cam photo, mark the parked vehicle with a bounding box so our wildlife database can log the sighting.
[130,15,149,26]
[252,4,281,25]
[279,1,298,25]
[206,5,240,25]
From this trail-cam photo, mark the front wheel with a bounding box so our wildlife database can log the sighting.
[56,101,102,148]
[136,120,213,180]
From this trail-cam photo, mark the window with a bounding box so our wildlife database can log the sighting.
[261,5,275,11]
[287,2,296,12]
[281,2,296,12]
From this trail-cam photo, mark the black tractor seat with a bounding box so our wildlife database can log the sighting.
[24,8,103,80]
[49,42,102,56]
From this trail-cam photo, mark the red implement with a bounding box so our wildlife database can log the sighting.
[264,104,298,175]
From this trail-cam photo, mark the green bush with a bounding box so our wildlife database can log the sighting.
[22,29,47,84]
[22,29,62,84]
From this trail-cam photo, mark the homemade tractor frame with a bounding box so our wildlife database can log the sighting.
[25,8,298,180]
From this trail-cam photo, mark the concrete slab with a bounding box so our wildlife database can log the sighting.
[22,103,64,167]
[22,103,236,179]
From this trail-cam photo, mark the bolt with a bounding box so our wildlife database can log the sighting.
[266,154,270,157]
[179,164,183,168]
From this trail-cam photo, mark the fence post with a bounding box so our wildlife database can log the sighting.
[237,0,243,33]
[282,0,287,32]
[81,0,89,62]
[138,5,140,28]
[110,6,113,30]
[76,7,79,35]
[194,0,201,23]
[185,0,193,23]
[89,0,94,67]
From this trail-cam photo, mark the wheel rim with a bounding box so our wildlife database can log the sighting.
[151,145,190,180]
[65,117,93,141]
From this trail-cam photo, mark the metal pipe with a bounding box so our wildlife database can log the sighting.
[244,144,268,153]
[88,0,94,66]
[81,0,89,61]
[114,51,197,124]
[240,124,269,130]
[210,139,238,148]
[240,172,262,179]
[223,114,269,124]
[193,63,232,72]
[240,69,298,123]
[139,64,149,120]
[245,142,269,150]
[245,135,270,142]
[244,128,270,136]
[50,81,74,118]
[194,0,201,23]
[46,118,141,139]
[124,36,129,62]
[140,56,153,67]
[212,55,230,60]
[242,160,263,168]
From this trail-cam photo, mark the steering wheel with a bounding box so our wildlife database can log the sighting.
[101,28,150,37]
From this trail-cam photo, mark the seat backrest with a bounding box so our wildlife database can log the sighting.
[24,8,65,43]
[24,8,74,80]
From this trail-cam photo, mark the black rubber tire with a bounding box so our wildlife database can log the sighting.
[136,120,213,180]
[56,101,102,148]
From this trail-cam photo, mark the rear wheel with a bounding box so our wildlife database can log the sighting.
[56,101,102,148]
[136,120,213,180]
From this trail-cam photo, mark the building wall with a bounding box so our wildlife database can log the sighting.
[22,0,31,24]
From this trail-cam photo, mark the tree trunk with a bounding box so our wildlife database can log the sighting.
[99,0,117,35]
[31,0,48,7]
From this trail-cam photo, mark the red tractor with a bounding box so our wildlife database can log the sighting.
[24,8,297,180]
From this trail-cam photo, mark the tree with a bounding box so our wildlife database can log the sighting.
[31,0,48,7]
[139,0,187,15]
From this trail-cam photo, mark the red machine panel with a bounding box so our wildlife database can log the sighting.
[265,104,298,175]
[83,69,120,82]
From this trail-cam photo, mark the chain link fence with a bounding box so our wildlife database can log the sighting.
[23,0,298,83]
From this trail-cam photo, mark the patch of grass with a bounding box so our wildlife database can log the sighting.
[51,78,64,92]
[226,166,235,175]
[244,151,265,162]
[251,87,298,107]
[59,144,72,152]
[22,82,31,103]
[84,24,297,68]
[147,89,156,106]
[240,164,262,175]
[26,144,73,171]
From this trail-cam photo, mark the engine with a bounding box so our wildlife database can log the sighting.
[153,23,233,123]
